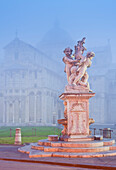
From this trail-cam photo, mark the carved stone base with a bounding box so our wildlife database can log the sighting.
[65,84,89,93]
[60,134,94,142]
[64,136,94,142]
[59,92,95,140]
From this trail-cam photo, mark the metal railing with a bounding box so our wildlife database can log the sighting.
[0,126,62,138]
[90,127,114,139]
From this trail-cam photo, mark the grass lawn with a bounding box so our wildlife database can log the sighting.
[0,126,62,144]
[0,136,47,144]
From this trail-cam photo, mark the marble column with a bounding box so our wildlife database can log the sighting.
[6,101,9,123]
[3,101,5,123]
[34,95,36,122]
[41,91,46,125]
[12,101,14,123]
[25,96,29,123]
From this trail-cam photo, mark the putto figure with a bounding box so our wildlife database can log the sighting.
[63,38,95,92]
[63,47,78,82]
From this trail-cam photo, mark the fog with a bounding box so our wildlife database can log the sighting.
[0,0,115,59]
[0,0,116,126]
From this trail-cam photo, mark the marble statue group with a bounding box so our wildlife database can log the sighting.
[63,37,95,92]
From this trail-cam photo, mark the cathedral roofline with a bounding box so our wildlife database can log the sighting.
[3,37,45,56]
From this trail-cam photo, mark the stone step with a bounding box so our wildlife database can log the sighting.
[19,142,116,155]
[29,150,52,158]
[103,139,115,146]
[18,144,32,154]
[109,143,116,150]
[52,150,116,158]
[38,141,104,148]
[18,143,116,158]
[31,144,44,150]
[32,143,110,153]
[29,150,116,158]
[44,146,110,153]
[38,139,115,148]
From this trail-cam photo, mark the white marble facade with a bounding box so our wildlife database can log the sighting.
[0,37,65,126]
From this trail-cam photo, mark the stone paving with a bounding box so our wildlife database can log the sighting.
[0,144,116,169]
[0,160,97,170]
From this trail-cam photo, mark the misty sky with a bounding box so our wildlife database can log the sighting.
[0,0,116,61]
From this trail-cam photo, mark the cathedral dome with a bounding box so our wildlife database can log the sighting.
[37,24,74,61]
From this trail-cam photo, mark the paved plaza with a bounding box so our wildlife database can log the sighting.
[0,145,116,169]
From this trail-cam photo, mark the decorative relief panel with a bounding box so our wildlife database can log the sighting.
[70,101,86,112]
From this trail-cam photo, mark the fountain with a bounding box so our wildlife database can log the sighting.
[19,38,116,158]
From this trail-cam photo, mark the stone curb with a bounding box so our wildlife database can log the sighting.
[0,157,116,169]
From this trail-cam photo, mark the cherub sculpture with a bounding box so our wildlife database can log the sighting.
[69,52,95,90]
[63,47,78,82]
[63,38,95,92]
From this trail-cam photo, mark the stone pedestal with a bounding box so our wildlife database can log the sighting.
[15,128,21,145]
[48,135,58,141]
[59,92,95,141]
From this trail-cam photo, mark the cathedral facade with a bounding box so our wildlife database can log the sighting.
[0,37,65,126]
[0,26,116,126]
